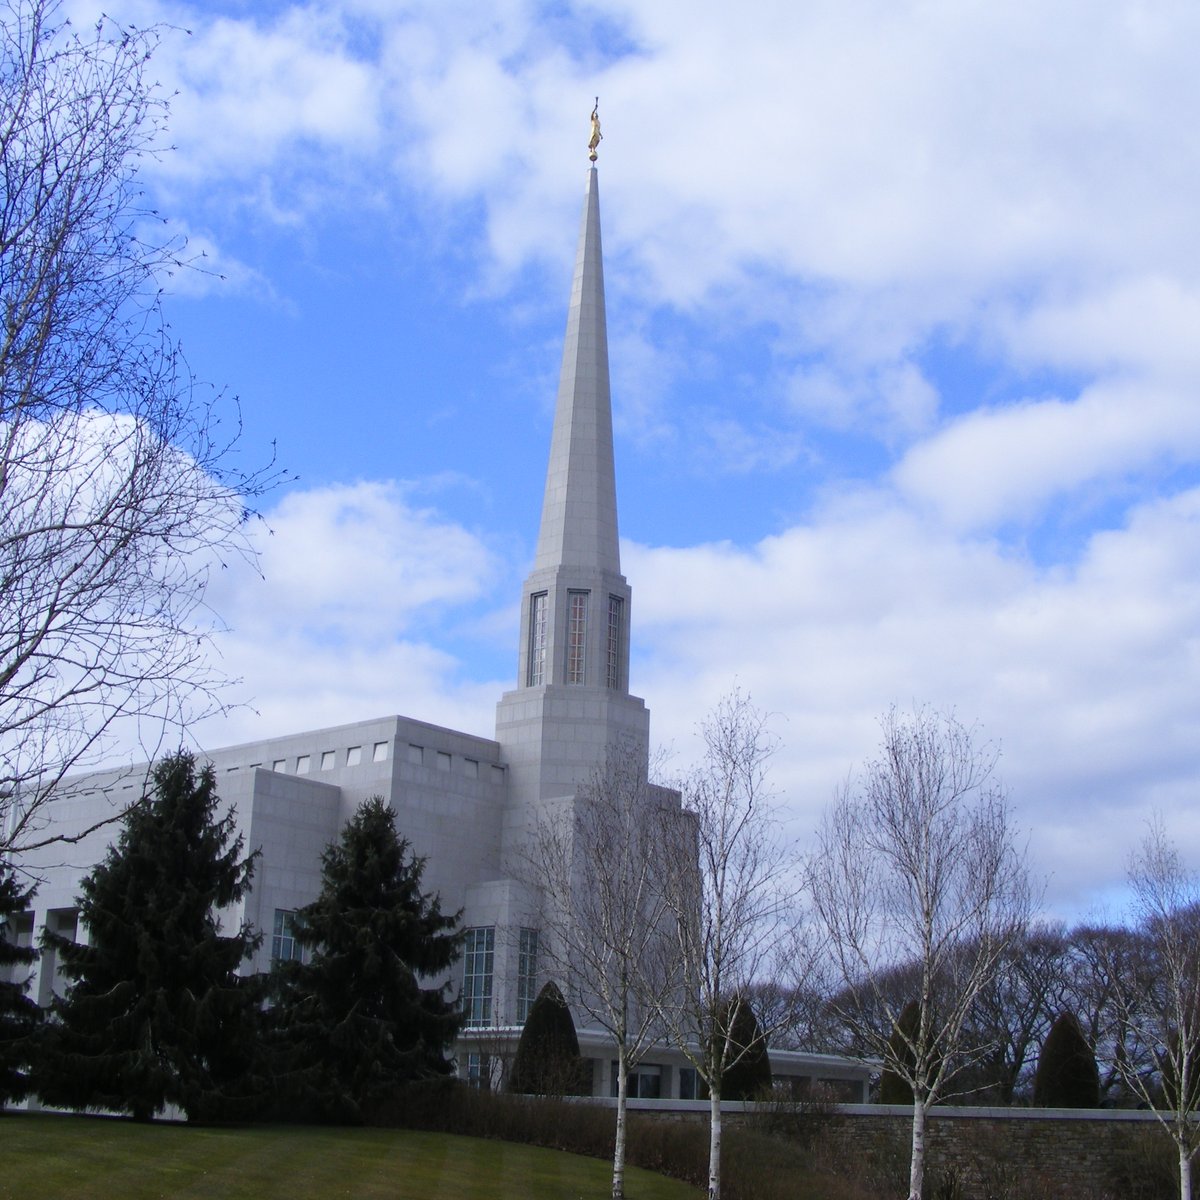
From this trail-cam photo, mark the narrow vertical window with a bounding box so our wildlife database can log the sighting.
[272,909,304,962]
[566,591,588,684]
[517,928,539,1024]
[528,592,547,687]
[466,1051,487,1089]
[606,595,623,690]
[462,926,495,1027]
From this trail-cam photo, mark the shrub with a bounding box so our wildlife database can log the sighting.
[721,998,772,1101]
[508,981,586,1096]
[878,1000,921,1104]
[1033,1011,1100,1108]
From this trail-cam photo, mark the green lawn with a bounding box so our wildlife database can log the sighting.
[1,1113,704,1200]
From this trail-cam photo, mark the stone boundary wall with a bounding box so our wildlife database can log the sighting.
[816,1106,1169,1199]
[602,1099,1176,1199]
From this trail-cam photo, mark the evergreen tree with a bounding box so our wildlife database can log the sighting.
[0,867,40,1106]
[35,752,260,1121]
[271,797,463,1122]
[878,1001,922,1105]
[509,981,584,1095]
[1034,1010,1099,1108]
[720,998,772,1101]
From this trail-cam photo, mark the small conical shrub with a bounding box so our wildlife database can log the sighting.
[878,1000,922,1105]
[720,998,772,1100]
[509,981,584,1095]
[1034,1011,1099,1108]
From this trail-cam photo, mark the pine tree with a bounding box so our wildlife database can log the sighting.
[1034,1010,1100,1108]
[35,752,260,1121]
[509,981,584,1095]
[720,998,772,1101]
[271,797,463,1122]
[0,867,40,1106]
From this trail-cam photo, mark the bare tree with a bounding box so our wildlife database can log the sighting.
[807,706,1032,1200]
[0,0,276,853]
[659,691,798,1200]
[960,922,1072,1103]
[526,742,680,1200]
[1063,921,1157,1103]
[1112,820,1200,1200]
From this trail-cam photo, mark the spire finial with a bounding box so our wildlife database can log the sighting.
[588,98,602,162]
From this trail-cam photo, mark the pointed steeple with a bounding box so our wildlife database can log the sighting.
[495,152,650,810]
[534,167,621,576]
[509,163,633,696]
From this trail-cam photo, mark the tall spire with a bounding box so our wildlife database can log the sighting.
[495,141,649,812]
[534,166,620,575]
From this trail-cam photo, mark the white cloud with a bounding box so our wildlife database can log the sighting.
[171,9,380,174]
[892,380,1200,531]
[57,0,1200,921]
[192,480,504,746]
[95,0,1200,481]
[208,480,498,639]
[627,485,1200,914]
[998,276,1200,379]
[174,474,1200,921]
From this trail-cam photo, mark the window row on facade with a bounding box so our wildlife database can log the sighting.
[272,741,390,776]
[402,744,505,784]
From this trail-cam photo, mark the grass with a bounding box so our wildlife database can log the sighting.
[0,1112,704,1200]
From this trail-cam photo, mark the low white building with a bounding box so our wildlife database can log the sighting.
[8,155,871,1106]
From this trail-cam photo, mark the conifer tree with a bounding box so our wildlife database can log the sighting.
[878,1001,921,1105]
[271,797,462,1122]
[509,981,584,1095]
[720,999,772,1101]
[35,752,260,1121]
[0,867,40,1106]
[1033,1011,1099,1108]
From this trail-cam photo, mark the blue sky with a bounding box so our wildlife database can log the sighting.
[68,0,1200,917]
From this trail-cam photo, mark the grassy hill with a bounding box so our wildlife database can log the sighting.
[1,1113,703,1200]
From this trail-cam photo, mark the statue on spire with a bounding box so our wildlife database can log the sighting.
[588,99,602,162]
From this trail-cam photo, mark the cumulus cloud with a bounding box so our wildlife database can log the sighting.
[193,480,506,746]
[56,0,1200,919]
[205,471,1200,916]
[893,380,1200,530]
[104,0,1200,480]
[161,7,382,183]
[625,484,1200,913]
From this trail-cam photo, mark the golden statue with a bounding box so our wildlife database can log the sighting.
[588,99,602,161]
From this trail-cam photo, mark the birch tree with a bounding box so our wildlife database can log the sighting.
[1112,820,1200,1200]
[527,743,680,1200]
[0,0,275,854]
[807,706,1032,1200]
[659,691,798,1200]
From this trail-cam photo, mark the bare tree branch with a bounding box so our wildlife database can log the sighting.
[807,706,1032,1200]
[0,0,281,854]
[524,741,680,1200]
[1112,818,1200,1200]
[659,690,799,1200]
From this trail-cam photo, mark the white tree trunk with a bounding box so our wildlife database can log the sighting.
[909,1098,927,1200]
[613,1053,628,1200]
[1180,1143,1192,1200]
[708,1089,722,1200]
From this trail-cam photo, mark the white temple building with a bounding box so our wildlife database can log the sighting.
[10,155,871,1105]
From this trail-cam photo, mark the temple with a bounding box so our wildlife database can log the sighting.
[9,157,870,1104]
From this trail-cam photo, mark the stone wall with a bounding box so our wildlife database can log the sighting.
[616,1097,1181,1198]
[810,1106,1175,1200]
